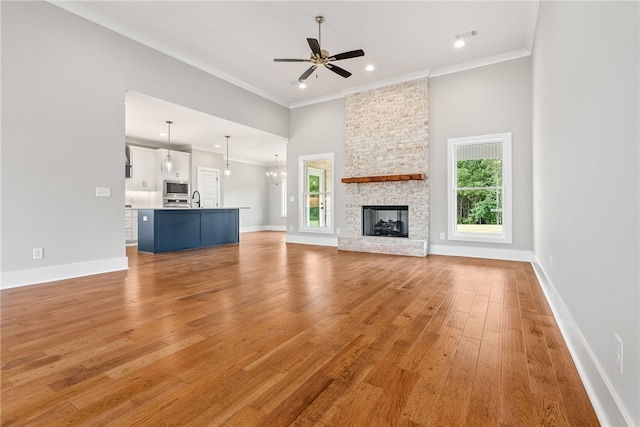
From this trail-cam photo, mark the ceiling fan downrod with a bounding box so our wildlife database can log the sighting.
[316,16,324,51]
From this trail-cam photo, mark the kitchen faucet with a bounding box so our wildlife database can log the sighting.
[192,190,201,208]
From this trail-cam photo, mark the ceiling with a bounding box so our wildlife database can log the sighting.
[52,1,539,166]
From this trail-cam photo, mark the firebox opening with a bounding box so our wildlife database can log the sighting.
[362,205,409,238]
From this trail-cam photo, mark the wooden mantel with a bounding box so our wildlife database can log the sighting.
[341,173,426,184]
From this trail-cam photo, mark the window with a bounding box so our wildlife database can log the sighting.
[299,153,333,233]
[448,133,512,244]
[281,176,287,217]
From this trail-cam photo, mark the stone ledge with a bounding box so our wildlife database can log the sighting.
[337,236,428,257]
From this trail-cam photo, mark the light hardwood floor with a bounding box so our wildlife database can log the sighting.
[1,231,599,426]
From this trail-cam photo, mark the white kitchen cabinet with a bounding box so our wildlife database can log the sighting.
[158,149,190,180]
[125,209,133,242]
[125,208,139,243]
[132,214,139,242]
[129,146,158,190]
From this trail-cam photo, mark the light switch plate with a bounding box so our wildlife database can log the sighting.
[95,187,111,197]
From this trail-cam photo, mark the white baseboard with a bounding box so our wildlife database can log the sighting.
[531,255,633,427]
[1,257,129,290]
[429,244,532,262]
[285,234,338,247]
[240,225,287,233]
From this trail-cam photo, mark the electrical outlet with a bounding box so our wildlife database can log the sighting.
[549,257,553,268]
[336,227,341,235]
[33,248,44,260]
[615,333,624,374]
[289,225,293,231]
[440,232,445,240]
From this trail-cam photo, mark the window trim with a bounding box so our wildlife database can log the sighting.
[298,152,334,234]
[447,132,512,244]
[280,176,287,218]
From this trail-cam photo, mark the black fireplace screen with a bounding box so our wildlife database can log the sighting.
[362,205,409,238]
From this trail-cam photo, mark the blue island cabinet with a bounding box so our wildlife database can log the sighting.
[137,208,240,253]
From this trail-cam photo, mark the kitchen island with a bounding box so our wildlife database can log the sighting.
[137,208,246,253]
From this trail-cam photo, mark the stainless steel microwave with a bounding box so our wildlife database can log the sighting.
[163,180,189,198]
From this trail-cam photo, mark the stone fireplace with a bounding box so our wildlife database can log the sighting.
[337,78,429,257]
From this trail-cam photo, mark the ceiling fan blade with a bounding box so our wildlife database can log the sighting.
[298,65,318,81]
[326,63,352,78]
[307,38,322,58]
[274,58,312,62]
[329,49,365,61]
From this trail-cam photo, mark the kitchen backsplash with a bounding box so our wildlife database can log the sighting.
[125,190,162,208]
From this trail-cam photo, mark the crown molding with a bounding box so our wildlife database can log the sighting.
[48,1,291,108]
[429,48,531,78]
[49,1,535,111]
[289,68,431,109]
[292,48,532,109]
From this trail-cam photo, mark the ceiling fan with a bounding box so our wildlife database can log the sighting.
[274,16,365,82]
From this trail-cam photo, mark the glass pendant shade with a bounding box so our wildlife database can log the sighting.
[163,120,174,172]
[164,154,174,172]
[223,135,233,180]
[267,154,286,186]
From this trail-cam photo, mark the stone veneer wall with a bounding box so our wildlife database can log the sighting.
[338,78,429,256]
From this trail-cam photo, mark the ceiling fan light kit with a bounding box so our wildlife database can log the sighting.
[274,15,365,82]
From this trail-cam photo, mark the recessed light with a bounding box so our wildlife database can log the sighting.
[454,36,465,48]
[214,144,221,148]
[366,64,375,72]
[298,82,307,89]
[160,132,167,137]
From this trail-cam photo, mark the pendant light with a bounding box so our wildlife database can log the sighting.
[162,120,174,172]
[223,135,233,180]
[266,154,286,186]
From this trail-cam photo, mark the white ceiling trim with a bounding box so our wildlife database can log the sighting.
[525,0,541,53]
[429,48,531,78]
[48,0,291,108]
[291,48,532,109]
[48,0,534,112]
[290,68,432,109]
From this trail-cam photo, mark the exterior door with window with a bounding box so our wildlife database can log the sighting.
[307,167,325,227]
[299,153,333,234]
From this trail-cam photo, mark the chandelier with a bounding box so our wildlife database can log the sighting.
[266,154,286,186]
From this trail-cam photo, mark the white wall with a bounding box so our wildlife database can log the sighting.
[221,161,268,230]
[532,2,639,425]
[190,149,224,189]
[266,171,287,230]
[288,99,346,245]
[429,57,533,260]
[1,2,288,287]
